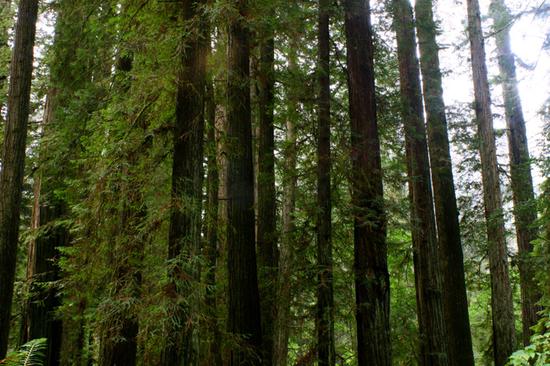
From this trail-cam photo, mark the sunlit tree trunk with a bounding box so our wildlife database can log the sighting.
[490,0,540,345]
[414,1,475,364]
[343,1,391,364]
[466,0,516,364]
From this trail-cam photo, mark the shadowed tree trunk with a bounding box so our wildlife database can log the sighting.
[414,1,475,364]
[490,0,541,345]
[162,1,208,365]
[343,1,391,365]
[316,0,335,364]
[226,0,263,364]
[466,0,516,364]
[257,25,278,366]
[0,0,39,357]
[391,1,448,364]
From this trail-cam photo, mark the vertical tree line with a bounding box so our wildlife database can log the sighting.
[0,0,547,365]
[466,0,516,364]
[0,0,39,358]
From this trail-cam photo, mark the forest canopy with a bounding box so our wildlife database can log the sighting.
[0,0,549,365]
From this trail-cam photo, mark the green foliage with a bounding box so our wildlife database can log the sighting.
[506,315,550,365]
[0,338,47,366]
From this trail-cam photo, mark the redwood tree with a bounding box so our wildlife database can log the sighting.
[414,1,475,364]
[316,0,334,364]
[466,0,516,363]
[343,0,391,364]
[257,18,278,366]
[392,1,448,364]
[490,0,540,345]
[0,0,39,357]
[163,1,208,364]
[226,0,263,363]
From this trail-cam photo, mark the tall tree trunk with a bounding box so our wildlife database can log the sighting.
[391,1,448,365]
[257,29,278,366]
[414,1,475,364]
[163,1,207,365]
[0,0,39,357]
[489,0,540,345]
[343,1,391,365]
[273,43,299,366]
[204,78,223,366]
[226,0,263,364]
[466,0,516,364]
[316,0,334,365]
[19,91,65,366]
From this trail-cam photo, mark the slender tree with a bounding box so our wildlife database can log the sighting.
[316,0,334,364]
[19,92,66,366]
[466,0,516,364]
[414,1,475,364]
[0,0,39,357]
[343,0,391,364]
[257,17,278,366]
[163,1,208,364]
[204,77,223,366]
[391,1,448,364]
[489,0,540,345]
[273,39,299,366]
[226,0,263,363]
[0,0,11,124]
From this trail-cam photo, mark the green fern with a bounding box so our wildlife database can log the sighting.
[0,338,47,366]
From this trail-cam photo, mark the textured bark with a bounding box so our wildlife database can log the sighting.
[226,0,263,364]
[257,31,278,366]
[414,1,475,364]
[273,44,299,366]
[392,1,448,364]
[466,0,516,364]
[163,1,207,365]
[316,1,334,365]
[0,0,39,357]
[489,0,541,345]
[343,1,391,365]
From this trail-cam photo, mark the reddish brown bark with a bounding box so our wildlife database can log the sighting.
[0,0,39,357]
[343,1,391,364]
[392,1,448,364]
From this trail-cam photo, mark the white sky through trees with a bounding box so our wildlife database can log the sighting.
[31,0,549,187]
[434,0,550,187]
